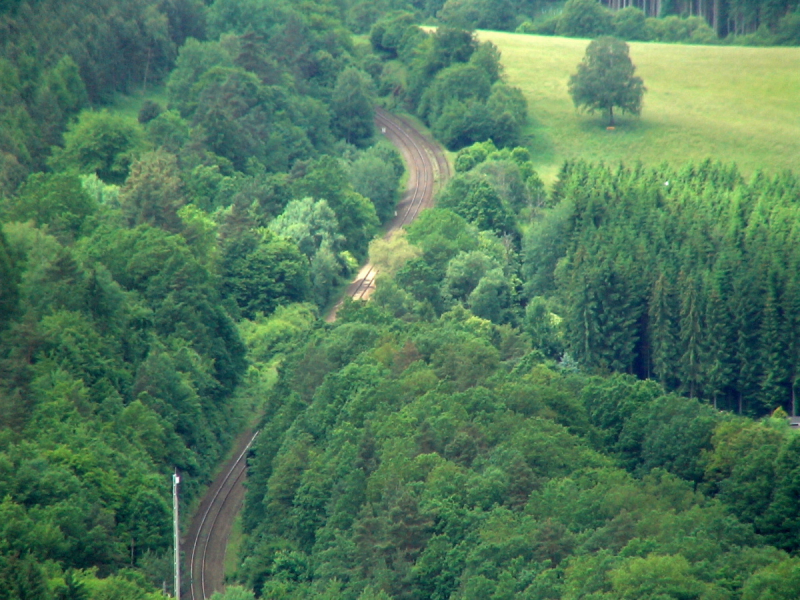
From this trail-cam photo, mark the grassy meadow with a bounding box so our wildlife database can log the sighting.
[479,32,800,184]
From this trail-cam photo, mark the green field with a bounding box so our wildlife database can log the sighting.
[479,32,800,184]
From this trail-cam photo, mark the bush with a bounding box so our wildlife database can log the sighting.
[517,16,560,35]
[648,15,717,43]
[556,0,613,38]
[613,6,651,40]
[137,101,163,125]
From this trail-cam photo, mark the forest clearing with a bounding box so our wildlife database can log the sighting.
[480,31,800,183]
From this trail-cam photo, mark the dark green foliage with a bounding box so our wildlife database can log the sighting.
[523,160,800,416]
[568,37,646,127]
[237,300,795,599]
[438,175,516,235]
[420,64,492,136]
[613,6,650,40]
[0,0,411,596]
[3,172,96,239]
[556,0,614,37]
[206,0,353,96]
[6,1,800,598]
[119,150,187,233]
[0,228,19,328]
[348,143,403,223]
[371,23,527,150]
[331,68,375,146]
[137,100,163,125]
[0,0,194,189]
[221,230,311,319]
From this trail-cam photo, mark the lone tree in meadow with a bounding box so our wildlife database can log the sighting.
[568,37,645,127]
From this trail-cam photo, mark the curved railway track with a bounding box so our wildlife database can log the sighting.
[185,110,450,599]
[327,108,451,315]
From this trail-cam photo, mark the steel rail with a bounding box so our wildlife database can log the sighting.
[345,109,439,302]
[188,430,260,600]
[187,110,450,598]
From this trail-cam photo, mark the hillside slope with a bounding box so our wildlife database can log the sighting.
[479,32,800,183]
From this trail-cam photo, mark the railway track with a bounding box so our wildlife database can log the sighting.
[184,110,449,599]
[186,430,259,600]
[328,108,451,313]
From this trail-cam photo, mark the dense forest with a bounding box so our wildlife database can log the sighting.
[230,142,800,599]
[1,0,799,598]
[0,0,403,596]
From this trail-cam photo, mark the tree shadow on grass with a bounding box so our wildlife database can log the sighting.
[574,113,652,134]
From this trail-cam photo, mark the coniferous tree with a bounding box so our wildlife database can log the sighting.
[648,271,680,388]
[678,273,704,398]
[703,280,734,409]
[759,271,790,411]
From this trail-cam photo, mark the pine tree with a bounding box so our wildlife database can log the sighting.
[648,271,680,389]
[703,280,734,410]
[679,273,704,399]
[759,271,790,412]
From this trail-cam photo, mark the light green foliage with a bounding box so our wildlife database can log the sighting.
[239,303,318,365]
[369,231,421,278]
[269,198,343,259]
[267,197,346,307]
[291,156,379,261]
[80,173,120,208]
[210,585,256,600]
[481,31,800,183]
[524,297,563,358]
[610,553,717,599]
[742,558,800,599]
[568,37,646,127]
[48,110,146,184]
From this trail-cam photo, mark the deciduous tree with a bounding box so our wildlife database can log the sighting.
[568,37,645,127]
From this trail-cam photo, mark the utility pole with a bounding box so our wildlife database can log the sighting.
[173,470,181,600]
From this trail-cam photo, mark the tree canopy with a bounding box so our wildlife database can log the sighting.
[568,36,645,127]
